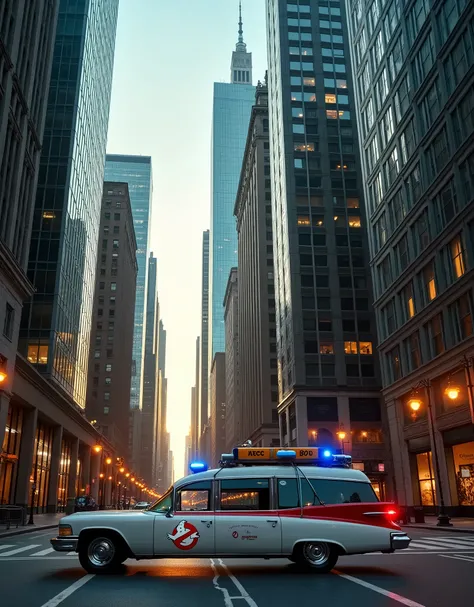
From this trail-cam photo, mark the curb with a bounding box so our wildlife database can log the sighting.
[0,523,58,538]
[403,524,474,535]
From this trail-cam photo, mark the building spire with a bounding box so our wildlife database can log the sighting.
[238,1,243,44]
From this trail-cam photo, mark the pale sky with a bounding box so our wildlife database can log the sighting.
[106,0,267,478]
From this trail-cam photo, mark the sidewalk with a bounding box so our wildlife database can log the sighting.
[0,512,64,539]
[403,516,474,534]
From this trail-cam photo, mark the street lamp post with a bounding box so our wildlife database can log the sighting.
[408,379,452,527]
[27,479,36,525]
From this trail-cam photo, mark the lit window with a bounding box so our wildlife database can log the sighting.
[105,377,111,385]
[27,344,49,365]
[336,79,347,88]
[294,142,315,152]
[105,364,112,372]
[292,107,304,118]
[451,236,466,279]
[104,407,110,415]
[303,77,316,86]
[94,350,100,359]
[297,216,311,226]
[344,341,358,354]
[423,263,437,301]
[111,282,117,291]
[347,198,359,208]
[293,124,305,134]
[320,343,334,354]
[348,216,361,228]
[113,240,119,249]
[326,110,338,119]
[325,93,337,104]
[104,392,110,401]
[408,297,415,318]
[359,342,373,355]
[294,158,304,168]
[42,211,55,219]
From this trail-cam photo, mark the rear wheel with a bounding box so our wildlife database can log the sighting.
[292,541,338,573]
[79,534,125,574]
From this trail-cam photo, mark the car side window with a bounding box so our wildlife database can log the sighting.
[148,489,173,512]
[176,481,212,511]
[277,478,320,508]
[220,478,270,510]
[277,478,379,508]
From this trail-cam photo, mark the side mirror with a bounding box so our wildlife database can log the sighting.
[165,506,173,518]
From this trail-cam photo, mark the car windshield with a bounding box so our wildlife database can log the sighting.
[146,487,173,512]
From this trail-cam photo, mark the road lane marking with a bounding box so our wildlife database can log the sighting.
[210,559,258,607]
[415,538,474,550]
[0,545,15,551]
[334,570,425,607]
[39,574,95,607]
[0,556,77,560]
[0,544,41,556]
[439,554,474,563]
[32,548,56,556]
[360,550,474,555]
[406,542,441,550]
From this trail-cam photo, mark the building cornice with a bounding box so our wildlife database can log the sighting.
[0,241,34,300]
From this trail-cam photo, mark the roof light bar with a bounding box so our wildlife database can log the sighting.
[189,461,208,473]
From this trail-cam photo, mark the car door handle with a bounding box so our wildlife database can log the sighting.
[267,519,278,527]
[201,520,212,527]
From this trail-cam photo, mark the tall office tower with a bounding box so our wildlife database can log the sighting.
[140,254,160,484]
[208,7,255,370]
[190,336,200,457]
[0,0,59,498]
[86,184,137,456]
[184,433,192,477]
[209,353,226,467]
[224,269,239,452]
[105,155,153,412]
[20,0,119,408]
[199,230,210,440]
[347,0,474,514]
[266,0,387,497]
[234,79,279,448]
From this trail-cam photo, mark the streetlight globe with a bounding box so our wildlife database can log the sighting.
[106,457,112,465]
[408,397,422,412]
[337,431,346,440]
[125,473,130,478]
[445,385,460,400]
[93,445,102,453]
[119,467,125,473]
[0,370,7,383]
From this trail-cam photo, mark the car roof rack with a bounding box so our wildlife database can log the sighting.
[218,447,352,469]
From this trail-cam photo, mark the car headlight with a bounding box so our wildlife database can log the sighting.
[59,525,73,537]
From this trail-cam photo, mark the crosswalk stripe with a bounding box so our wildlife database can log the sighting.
[0,545,15,551]
[32,548,55,556]
[422,537,474,546]
[408,542,442,550]
[439,554,474,563]
[0,544,41,556]
[414,539,474,550]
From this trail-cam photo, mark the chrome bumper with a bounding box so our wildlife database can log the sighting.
[50,536,78,552]
[391,532,411,550]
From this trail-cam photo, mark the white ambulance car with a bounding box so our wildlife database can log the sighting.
[51,447,411,574]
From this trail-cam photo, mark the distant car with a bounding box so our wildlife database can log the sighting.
[74,496,98,512]
[50,447,410,574]
[133,502,150,510]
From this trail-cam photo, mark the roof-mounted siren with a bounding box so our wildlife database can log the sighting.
[189,461,209,473]
[276,449,296,460]
[331,454,352,468]
[219,453,235,465]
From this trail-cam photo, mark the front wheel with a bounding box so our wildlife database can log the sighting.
[79,535,124,574]
[292,541,339,573]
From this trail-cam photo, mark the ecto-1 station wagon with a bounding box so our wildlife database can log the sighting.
[51,447,411,573]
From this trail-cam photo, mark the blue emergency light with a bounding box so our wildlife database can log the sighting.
[189,461,208,473]
[276,450,296,460]
[323,450,332,458]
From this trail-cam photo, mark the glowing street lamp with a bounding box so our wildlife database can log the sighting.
[444,384,461,401]
[0,369,7,383]
[105,457,112,465]
[119,467,125,473]
[93,445,102,454]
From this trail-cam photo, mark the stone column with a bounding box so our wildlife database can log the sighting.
[295,395,308,445]
[81,446,91,493]
[0,392,10,446]
[15,407,38,509]
[67,438,79,500]
[90,449,101,502]
[46,426,63,513]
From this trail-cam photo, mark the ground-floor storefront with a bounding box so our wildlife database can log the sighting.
[0,355,116,512]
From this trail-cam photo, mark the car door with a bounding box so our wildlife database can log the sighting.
[153,480,215,556]
[214,477,281,555]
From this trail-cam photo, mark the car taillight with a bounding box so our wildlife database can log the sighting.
[386,509,398,519]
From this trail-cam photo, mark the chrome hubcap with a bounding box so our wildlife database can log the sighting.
[87,537,116,567]
[303,542,330,566]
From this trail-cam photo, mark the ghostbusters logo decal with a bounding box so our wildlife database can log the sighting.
[167,520,200,550]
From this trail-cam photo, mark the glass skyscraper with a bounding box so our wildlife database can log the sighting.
[209,9,255,361]
[104,155,152,410]
[20,0,119,408]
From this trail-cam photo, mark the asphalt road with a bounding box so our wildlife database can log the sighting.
[1,528,473,607]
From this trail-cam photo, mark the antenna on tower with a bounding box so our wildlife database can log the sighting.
[238,1,244,44]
